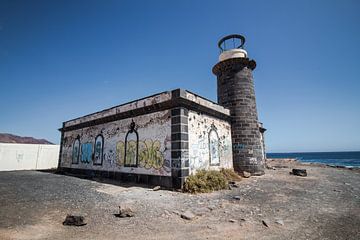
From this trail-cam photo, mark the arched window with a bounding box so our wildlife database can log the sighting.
[124,120,139,167]
[93,134,104,165]
[209,126,220,166]
[81,142,93,164]
[72,137,80,164]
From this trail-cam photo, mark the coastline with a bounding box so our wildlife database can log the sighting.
[266,158,360,172]
[266,151,360,169]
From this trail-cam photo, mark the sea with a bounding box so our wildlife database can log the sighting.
[266,151,360,168]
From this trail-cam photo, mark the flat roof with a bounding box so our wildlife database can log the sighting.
[61,89,230,132]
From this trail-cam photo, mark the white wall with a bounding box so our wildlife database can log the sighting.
[0,143,60,171]
[61,110,172,176]
[188,111,233,174]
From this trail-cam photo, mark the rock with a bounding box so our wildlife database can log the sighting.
[233,196,241,200]
[63,215,87,226]
[243,171,251,178]
[229,219,237,223]
[266,166,276,170]
[116,206,134,218]
[275,219,284,225]
[262,220,269,227]
[197,200,204,205]
[194,207,210,216]
[153,186,161,191]
[207,205,216,211]
[292,169,307,177]
[181,211,196,220]
[172,210,181,215]
[229,182,240,189]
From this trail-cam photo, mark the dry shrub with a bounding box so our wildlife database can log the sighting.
[220,168,242,181]
[183,170,228,194]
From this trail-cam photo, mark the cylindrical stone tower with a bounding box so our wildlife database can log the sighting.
[212,34,265,175]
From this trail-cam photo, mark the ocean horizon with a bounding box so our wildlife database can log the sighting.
[266,151,360,168]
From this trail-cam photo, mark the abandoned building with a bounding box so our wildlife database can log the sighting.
[58,34,266,189]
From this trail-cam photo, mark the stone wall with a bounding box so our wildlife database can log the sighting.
[188,111,233,174]
[213,58,265,175]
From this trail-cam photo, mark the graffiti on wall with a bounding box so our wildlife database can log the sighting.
[106,149,117,167]
[189,136,209,170]
[233,143,245,151]
[116,141,125,166]
[209,128,220,165]
[124,129,138,167]
[81,143,93,163]
[62,110,172,176]
[139,140,164,169]
[221,138,232,154]
[188,111,233,173]
[116,139,165,170]
[94,135,104,165]
[72,138,80,164]
[126,140,138,166]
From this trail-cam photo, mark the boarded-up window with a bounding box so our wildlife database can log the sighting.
[125,130,138,167]
[94,135,104,165]
[81,143,93,163]
[209,128,220,166]
[72,138,80,164]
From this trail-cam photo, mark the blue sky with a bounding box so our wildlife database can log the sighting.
[1,0,359,152]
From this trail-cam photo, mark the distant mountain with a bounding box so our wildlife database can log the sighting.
[0,133,54,145]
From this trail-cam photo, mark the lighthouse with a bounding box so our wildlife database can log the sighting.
[212,34,266,175]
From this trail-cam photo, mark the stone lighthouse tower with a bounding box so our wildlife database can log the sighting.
[212,34,265,175]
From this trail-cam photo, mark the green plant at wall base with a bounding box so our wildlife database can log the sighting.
[220,168,242,181]
[183,170,228,194]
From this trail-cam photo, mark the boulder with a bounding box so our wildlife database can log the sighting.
[243,171,251,178]
[181,211,196,220]
[292,169,307,177]
[63,215,87,226]
[233,196,241,200]
[275,219,284,225]
[116,206,135,218]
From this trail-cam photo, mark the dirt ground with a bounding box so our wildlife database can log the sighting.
[0,160,359,240]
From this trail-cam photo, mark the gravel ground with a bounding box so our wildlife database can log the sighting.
[0,160,359,240]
